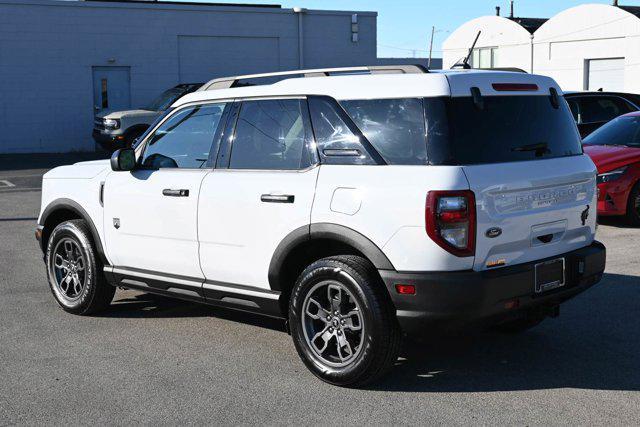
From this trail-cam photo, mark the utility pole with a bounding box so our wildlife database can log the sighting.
[428,26,435,68]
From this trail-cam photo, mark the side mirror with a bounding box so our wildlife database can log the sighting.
[110,148,136,171]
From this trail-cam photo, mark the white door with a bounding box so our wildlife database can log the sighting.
[103,102,228,280]
[198,98,319,290]
[587,58,625,92]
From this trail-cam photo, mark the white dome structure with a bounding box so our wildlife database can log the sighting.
[443,15,545,71]
[442,3,640,93]
[533,4,640,92]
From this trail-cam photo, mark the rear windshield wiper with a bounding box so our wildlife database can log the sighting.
[511,142,550,157]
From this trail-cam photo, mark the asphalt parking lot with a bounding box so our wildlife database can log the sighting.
[1,154,639,425]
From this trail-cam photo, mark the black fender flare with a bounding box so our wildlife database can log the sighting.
[39,198,110,266]
[268,223,395,291]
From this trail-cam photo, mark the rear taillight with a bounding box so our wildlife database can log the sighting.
[426,190,476,257]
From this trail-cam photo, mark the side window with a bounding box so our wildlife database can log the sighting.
[229,99,309,170]
[340,98,427,165]
[566,98,580,123]
[579,97,633,124]
[307,97,376,165]
[140,103,226,169]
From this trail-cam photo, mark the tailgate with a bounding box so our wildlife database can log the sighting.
[464,155,597,271]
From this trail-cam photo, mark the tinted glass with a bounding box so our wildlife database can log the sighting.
[583,115,640,147]
[140,103,225,169]
[229,99,307,170]
[308,97,376,165]
[579,96,634,124]
[146,87,187,111]
[445,95,582,164]
[341,98,427,165]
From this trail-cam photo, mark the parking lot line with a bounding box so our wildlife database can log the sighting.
[0,180,15,188]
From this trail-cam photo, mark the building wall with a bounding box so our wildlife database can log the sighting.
[533,4,640,93]
[0,0,377,153]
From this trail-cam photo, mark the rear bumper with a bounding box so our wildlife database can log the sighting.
[380,241,606,337]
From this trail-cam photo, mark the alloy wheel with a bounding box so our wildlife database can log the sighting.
[302,280,365,368]
[51,238,86,302]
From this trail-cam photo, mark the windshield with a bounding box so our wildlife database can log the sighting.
[146,87,188,111]
[583,115,640,147]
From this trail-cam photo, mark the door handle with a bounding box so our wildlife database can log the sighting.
[162,189,189,197]
[261,194,294,203]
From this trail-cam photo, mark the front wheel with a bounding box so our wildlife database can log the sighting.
[289,256,401,387]
[45,220,115,315]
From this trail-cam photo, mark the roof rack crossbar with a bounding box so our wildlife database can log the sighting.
[200,64,428,90]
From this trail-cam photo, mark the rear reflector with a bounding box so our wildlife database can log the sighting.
[492,83,538,92]
[395,284,416,295]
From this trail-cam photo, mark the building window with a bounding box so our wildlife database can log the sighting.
[471,47,498,69]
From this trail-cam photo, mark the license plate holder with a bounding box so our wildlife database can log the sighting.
[535,258,565,293]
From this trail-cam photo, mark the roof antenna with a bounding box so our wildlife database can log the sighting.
[451,31,481,69]
[496,6,501,16]
[510,1,514,18]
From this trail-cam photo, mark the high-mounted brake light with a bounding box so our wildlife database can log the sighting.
[426,190,476,257]
[492,83,538,92]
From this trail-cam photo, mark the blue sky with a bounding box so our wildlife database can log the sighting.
[180,0,629,57]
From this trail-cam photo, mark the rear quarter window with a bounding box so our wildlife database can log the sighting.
[340,98,427,165]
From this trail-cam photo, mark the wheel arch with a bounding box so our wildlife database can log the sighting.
[268,223,395,313]
[39,198,109,266]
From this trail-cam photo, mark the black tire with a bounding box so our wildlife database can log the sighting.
[625,182,640,226]
[45,219,115,315]
[493,314,545,334]
[289,255,401,387]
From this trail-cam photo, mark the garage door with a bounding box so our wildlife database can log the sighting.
[178,36,280,83]
[587,58,625,92]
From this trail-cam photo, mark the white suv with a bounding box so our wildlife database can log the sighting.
[36,65,606,386]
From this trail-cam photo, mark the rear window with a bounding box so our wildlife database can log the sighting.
[444,95,583,164]
[336,95,581,166]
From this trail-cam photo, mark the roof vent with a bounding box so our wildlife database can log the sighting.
[613,0,619,6]
[496,6,500,16]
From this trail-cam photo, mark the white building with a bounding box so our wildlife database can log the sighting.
[443,2,640,93]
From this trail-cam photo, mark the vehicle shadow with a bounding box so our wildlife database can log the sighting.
[104,290,286,332]
[104,272,639,393]
[370,272,640,392]
[598,216,640,229]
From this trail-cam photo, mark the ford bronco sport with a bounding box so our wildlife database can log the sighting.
[37,65,606,387]
[93,83,202,151]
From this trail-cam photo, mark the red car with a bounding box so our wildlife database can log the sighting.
[583,112,640,224]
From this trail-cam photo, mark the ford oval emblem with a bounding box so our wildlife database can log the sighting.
[486,227,502,238]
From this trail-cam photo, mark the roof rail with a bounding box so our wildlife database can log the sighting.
[199,64,429,91]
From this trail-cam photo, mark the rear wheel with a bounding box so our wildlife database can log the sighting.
[45,220,115,315]
[289,255,401,387]
[625,182,640,226]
